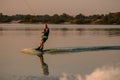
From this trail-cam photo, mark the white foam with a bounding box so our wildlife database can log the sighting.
[21,48,40,55]
[59,66,120,80]
[85,66,120,80]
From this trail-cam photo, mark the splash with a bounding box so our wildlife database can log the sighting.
[85,66,120,80]
[59,66,120,80]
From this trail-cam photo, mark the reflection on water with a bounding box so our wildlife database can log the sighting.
[0,27,3,35]
[86,28,120,36]
[37,52,49,76]
[0,26,120,36]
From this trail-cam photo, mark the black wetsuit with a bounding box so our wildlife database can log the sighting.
[42,28,49,42]
[35,27,49,51]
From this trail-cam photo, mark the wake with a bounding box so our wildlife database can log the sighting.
[21,46,120,55]
[44,46,120,54]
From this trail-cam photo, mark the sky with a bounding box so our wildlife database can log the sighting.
[0,0,120,16]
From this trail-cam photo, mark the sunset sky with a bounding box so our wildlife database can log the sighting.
[0,0,120,15]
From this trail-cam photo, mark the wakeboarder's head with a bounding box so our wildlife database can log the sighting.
[44,24,48,28]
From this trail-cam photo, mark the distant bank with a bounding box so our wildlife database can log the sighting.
[0,12,120,25]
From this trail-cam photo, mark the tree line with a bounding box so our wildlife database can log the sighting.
[0,12,120,24]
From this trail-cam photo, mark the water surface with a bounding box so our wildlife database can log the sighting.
[0,24,120,80]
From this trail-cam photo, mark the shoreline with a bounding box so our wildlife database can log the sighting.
[0,22,120,25]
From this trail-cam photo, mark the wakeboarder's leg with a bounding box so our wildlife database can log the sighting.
[35,40,43,51]
[35,46,40,50]
[39,41,44,51]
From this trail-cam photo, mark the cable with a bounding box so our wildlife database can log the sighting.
[23,0,35,15]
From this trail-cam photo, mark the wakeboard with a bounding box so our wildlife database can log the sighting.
[21,48,43,56]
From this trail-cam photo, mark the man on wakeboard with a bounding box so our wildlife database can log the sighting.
[36,24,50,75]
[36,24,50,51]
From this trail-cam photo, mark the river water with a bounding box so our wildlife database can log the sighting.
[0,24,120,80]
